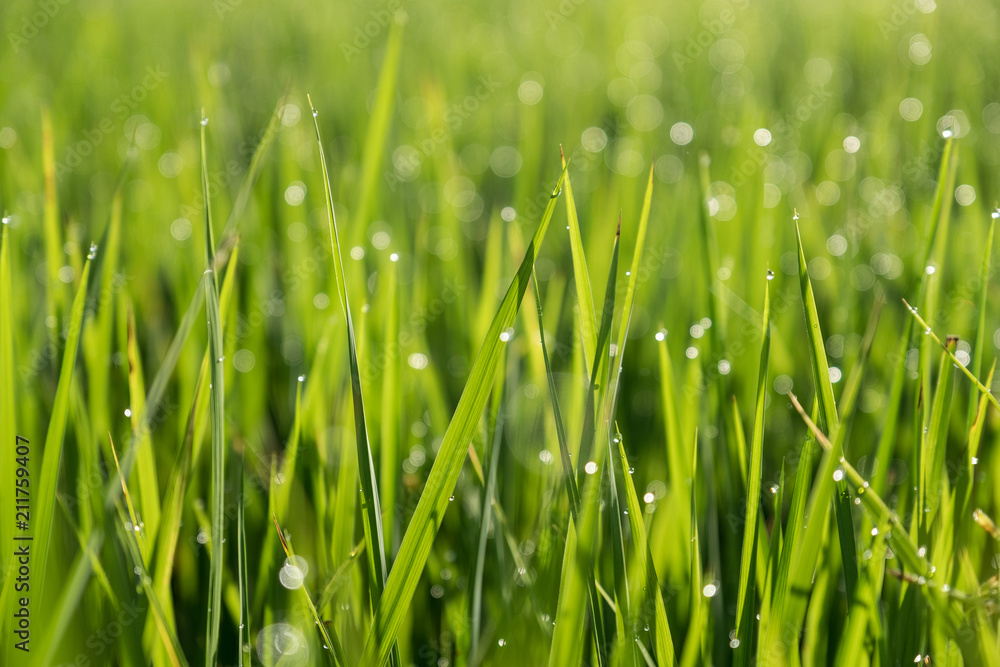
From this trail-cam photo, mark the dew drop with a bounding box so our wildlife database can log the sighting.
[793,210,800,221]
[201,117,209,126]
[298,374,306,382]
[312,109,319,118]
[0,216,9,225]
[730,638,740,649]
[88,243,98,260]
[766,269,775,280]
[448,495,455,501]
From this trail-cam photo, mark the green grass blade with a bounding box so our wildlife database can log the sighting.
[237,460,251,667]
[352,18,404,245]
[51,271,211,653]
[613,163,654,371]
[903,301,1000,414]
[617,435,676,666]
[35,254,92,601]
[272,515,345,666]
[920,342,956,533]
[792,212,858,601]
[560,147,597,374]
[0,224,14,589]
[307,95,392,634]
[219,93,286,241]
[41,106,64,319]
[203,264,226,667]
[533,271,579,515]
[124,302,161,556]
[379,259,400,555]
[470,357,505,665]
[360,167,566,667]
[734,275,770,667]
[967,210,996,429]
[551,222,620,667]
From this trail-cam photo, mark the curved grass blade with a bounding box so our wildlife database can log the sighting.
[616,434,676,666]
[733,276,770,667]
[551,222,620,667]
[219,92,287,242]
[35,255,92,601]
[109,436,187,667]
[533,269,611,667]
[903,300,1000,414]
[792,212,858,601]
[255,375,304,614]
[352,18,404,246]
[307,96,392,648]
[872,139,956,495]
[360,167,567,667]
[966,209,996,428]
[273,514,345,666]
[470,356,506,665]
[124,301,161,556]
[560,146,597,374]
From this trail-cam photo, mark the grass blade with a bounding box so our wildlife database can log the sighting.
[35,254,92,601]
[360,166,567,667]
[560,147,597,374]
[734,275,770,667]
[616,433,676,666]
[307,95,392,646]
[0,222,15,598]
[792,211,858,602]
[202,265,226,667]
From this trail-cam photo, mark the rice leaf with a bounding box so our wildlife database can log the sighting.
[35,254,92,600]
[734,275,770,667]
[359,166,567,667]
[307,95,392,647]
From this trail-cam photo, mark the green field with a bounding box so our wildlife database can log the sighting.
[2,0,1000,664]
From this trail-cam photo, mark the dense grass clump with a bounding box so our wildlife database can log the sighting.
[2,0,1000,664]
